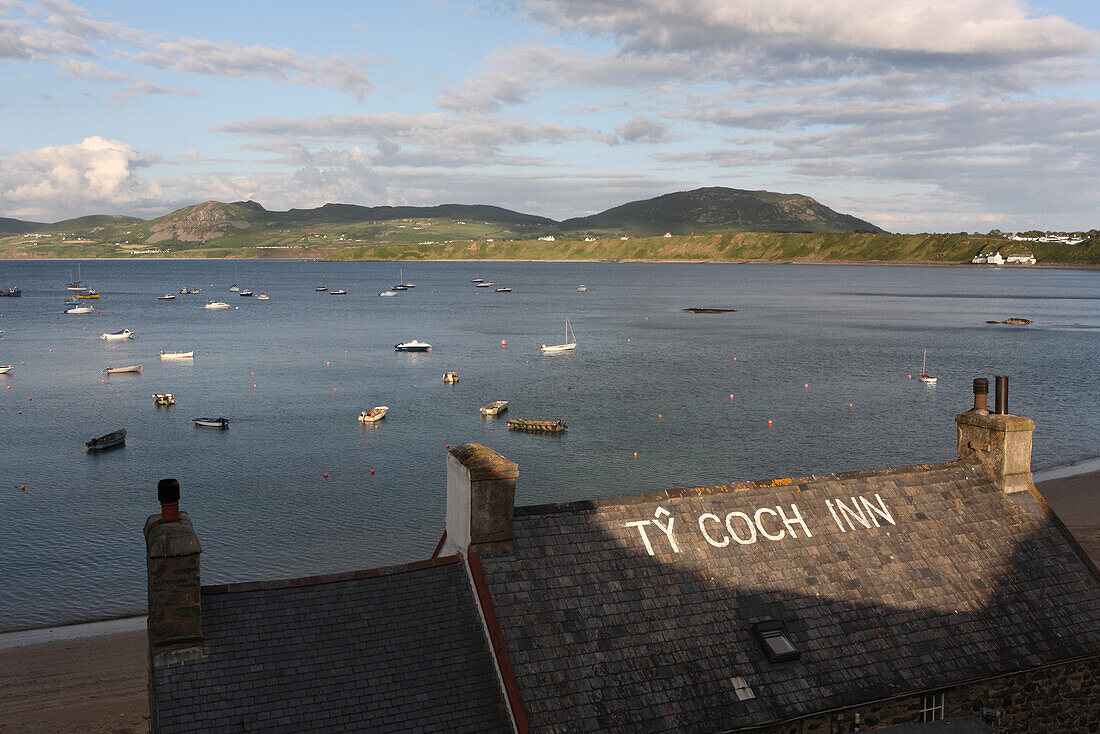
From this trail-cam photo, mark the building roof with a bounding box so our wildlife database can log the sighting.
[153,556,511,734]
[478,460,1100,732]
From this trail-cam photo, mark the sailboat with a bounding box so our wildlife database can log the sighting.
[256,282,270,301]
[66,264,85,291]
[316,275,328,292]
[541,316,577,353]
[918,350,937,384]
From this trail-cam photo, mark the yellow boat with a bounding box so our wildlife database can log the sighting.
[76,290,100,299]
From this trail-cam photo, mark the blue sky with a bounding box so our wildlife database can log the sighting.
[2,0,1099,232]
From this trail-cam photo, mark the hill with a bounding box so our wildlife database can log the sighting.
[0,216,45,235]
[557,187,885,235]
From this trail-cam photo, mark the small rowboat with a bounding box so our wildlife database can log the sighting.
[358,406,389,423]
[480,400,508,417]
[194,417,228,429]
[104,364,142,374]
[443,372,459,384]
[507,418,566,433]
[101,329,135,340]
[86,428,125,451]
[159,350,194,360]
[153,392,175,406]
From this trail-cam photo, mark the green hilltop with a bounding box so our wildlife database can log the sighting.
[1,188,1096,265]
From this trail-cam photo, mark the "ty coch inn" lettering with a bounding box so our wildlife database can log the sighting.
[623,495,896,556]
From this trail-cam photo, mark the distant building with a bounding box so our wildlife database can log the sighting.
[1005,254,1036,265]
[664,232,673,238]
[145,381,1100,733]
[538,235,556,242]
[971,251,1005,265]
[584,237,596,242]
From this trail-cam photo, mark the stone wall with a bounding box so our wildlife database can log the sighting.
[755,656,1099,733]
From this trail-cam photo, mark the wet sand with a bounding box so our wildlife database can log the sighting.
[0,469,1096,733]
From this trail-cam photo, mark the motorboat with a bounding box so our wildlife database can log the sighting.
[205,301,229,310]
[0,365,13,375]
[255,292,270,301]
[66,306,93,314]
[330,289,347,295]
[179,287,201,294]
[395,340,431,352]
[358,406,389,423]
[577,285,588,292]
[378,290,398,297]
[100,329,135,340]
[475,282,494,288]
[104,364,142,374]
[86,428,125,451]
[158,294,176,301]
[480,400,508,417]
[392,285,409,291]
[76,290,100,299]
[495,287,513,293]
[159,350,194,359]
[229,284,239,292]
[0,287,22,297]
[471,278,484,283]
[193,417,229,429]
[443,372,459,384]
[153,392,175,406]
[541,317,577,353]
[239,289,253,297]
[507,418,567,433]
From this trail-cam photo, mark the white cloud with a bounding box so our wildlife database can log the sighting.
[58,58,123,80]
[110,81,198,103]
[0,136,163,219]
[615,114,667,143]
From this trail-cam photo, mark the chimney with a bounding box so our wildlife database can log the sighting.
[444,444,518,556]
[956,377,1036,494]
[144,479,202,652]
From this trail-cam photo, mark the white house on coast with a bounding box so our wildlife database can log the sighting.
[972,251,1036,265]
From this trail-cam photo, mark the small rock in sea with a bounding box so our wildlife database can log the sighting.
[684,308,737,314]
[986,317,1032,325]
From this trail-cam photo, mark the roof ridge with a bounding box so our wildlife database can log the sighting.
[514,460,965,517]
[201,554,461,595]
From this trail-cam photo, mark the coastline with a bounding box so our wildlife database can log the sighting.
[0,462,1095,733]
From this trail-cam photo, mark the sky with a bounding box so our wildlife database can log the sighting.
[2,0,1100,233]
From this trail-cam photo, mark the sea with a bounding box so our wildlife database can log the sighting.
[0,259,1097,631]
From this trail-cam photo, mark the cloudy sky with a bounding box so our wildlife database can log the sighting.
[2,0,1099,232]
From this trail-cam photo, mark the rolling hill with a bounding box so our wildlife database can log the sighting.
[557,187,885,235]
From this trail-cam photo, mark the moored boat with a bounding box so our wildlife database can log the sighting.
[104,364,142,374]
[76,290,100,299]
[0,287,22,297]
[159,350,194,359]
[480,400,509,417]
[239,289,253,297]
[358,406,389,423]
[918,350,937,384]
[0,365,13,375]
[66,306,93,314]
[86,428,126,451]
[395,340,431,352]
[100,329,135,340]
[475,281,494,288]
[205,301,229,310]
[255,292,270,301]
[179,287,201,294]
[379,290,398,297]
[541,316,577,353]
[158,294,176,301]
[153,392,175,406]
[229,284,239,292]
[443,371,459,384]
[495,287,513,293]
[507,418,567,433]
[330,289,347,295]
[193,417,229,429]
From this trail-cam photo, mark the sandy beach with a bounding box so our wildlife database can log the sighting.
[1,469,1096,733]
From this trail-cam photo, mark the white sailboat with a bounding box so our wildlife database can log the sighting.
[541,317,577,353]
[918,350,937,384]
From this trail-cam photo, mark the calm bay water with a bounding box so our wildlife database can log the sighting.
[0,259,1097,630]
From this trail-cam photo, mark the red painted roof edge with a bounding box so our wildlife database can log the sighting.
[201,554,461,595]
[431,530,447,560]
[468,550,530,734]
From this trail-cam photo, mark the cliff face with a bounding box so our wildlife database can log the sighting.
[146,201,262,243]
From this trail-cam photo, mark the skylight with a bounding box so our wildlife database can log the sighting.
[752,621,800,662]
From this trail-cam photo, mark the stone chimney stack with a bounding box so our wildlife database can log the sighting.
[444,444,518,556]
[956,377,1036,494]
[144,478,202,652]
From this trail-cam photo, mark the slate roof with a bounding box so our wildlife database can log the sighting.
[478,460,1100,733]
[153,556,511,734]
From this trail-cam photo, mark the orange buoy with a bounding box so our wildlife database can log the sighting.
[804,383,809,389]
[908,374,912,379]
[334,387,337,391]
[370,469,375,475]
[253,384,257,388]
[326,362,330,366]
[658,414,662,419]
[501,340,506,346]
[767,419,772,425]
[323,473,328,479]
[20,485,25,490]
[633,452,638,457]
[729,394,734,399]
[849,403,853,407]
